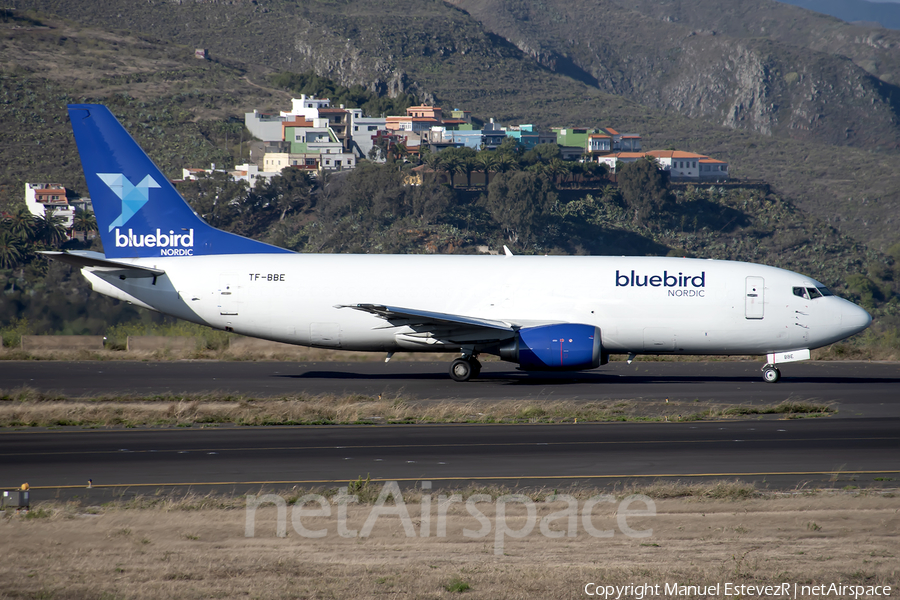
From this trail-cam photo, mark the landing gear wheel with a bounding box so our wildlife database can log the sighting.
[450,358,473,382]
[762,365,781,383]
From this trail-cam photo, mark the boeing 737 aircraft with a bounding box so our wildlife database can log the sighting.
[46,104,872,383]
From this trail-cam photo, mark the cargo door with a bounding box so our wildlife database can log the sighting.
[310,322,342,348]
[219,274,240,316]
[643,327,675,351]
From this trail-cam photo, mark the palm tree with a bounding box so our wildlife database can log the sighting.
[526,162,551,178]
[475,152,496,185]
[423,152,443,183]
[568,161,583,186]
[455,158,475,187]
[548,158,569,185]
[581,161,601,182]
[0,231,23,269]
[6,206,37,242]
[393,141,409,161]
[440,155,459,186]
[495,153,519,175]
[72,209,97,239]
[35,208,68,247]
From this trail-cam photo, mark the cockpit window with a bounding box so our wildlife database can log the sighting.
[793,286,832,300]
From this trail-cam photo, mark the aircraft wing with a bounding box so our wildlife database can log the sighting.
[41,251,165,280]
[337,303,517,344]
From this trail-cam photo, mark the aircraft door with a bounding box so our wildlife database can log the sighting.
[745,276,764,319]
[219,274,239,316]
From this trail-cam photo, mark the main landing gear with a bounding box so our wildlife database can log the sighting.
[450,354,482,382]
[761,364,781,383]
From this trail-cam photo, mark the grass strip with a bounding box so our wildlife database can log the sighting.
[6,480,897,515]
[0,387,834,428]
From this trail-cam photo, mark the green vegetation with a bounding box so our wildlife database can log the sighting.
[445,577,471,593]
[617,158,673,225]
[270,71,419,118]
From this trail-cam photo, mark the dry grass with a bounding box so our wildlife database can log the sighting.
[1,486,896,599]
[0,387,835,427]
[0,346,440,362]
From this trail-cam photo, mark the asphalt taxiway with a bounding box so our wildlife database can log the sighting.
[2,418,897,499]
[1,361,897,498]
[2,360,899,416]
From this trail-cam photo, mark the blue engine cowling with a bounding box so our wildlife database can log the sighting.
[499,324,603,371]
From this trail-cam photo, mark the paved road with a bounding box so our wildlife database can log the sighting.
[1,360,898,416]
[2,360,897,500]
[1,418,897,500]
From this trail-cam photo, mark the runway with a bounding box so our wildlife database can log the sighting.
[1,360,897,500]
[2,360,899,417]
[1,418,897,499]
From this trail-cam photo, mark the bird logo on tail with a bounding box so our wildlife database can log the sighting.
[97,173,160,232]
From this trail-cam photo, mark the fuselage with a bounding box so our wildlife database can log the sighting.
[82,254,872,357]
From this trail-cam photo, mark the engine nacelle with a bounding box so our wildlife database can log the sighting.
[499,324,603,371]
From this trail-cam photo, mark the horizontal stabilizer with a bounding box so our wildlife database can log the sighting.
[41,251,165,279]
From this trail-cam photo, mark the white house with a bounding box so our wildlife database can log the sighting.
[182,164,281,185]
[244,109,286,142]
[350,110,388,161]
[263,151,356,173]
[643,150,727,180]
[699,157,730,180]
[284,95,331,120]
[24,183,92,230]
[596,152,650,174]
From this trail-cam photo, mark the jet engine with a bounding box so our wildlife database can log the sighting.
[499,324,604,371]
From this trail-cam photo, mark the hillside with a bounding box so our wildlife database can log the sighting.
[0,9,897,347]
[449,0,900,150]
[3,3,900,253]
[0,10,292,205]
[616,0,900,86]
[16,0,900,151]
[778,0,900,31]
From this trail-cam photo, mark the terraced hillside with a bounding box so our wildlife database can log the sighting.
[6,0,900,252]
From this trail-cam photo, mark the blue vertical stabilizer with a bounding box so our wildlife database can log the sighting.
[67,104,291,258]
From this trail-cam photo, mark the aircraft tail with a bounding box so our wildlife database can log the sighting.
[67,104,290,258]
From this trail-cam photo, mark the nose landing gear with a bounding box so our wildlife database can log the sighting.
[762,364,781,383]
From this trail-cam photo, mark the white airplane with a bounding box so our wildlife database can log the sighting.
[47,104,872,383]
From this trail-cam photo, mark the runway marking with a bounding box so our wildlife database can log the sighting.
[2,436,897,457]
[14,470,900,490]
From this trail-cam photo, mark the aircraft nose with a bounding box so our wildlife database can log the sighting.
[841,301,872,333]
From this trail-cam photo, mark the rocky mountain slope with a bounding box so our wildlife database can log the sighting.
[449,0,900,150]
[3,2,899,250]
[775,0,900,31]
[616,0,900,87]
[14,0,900,150]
